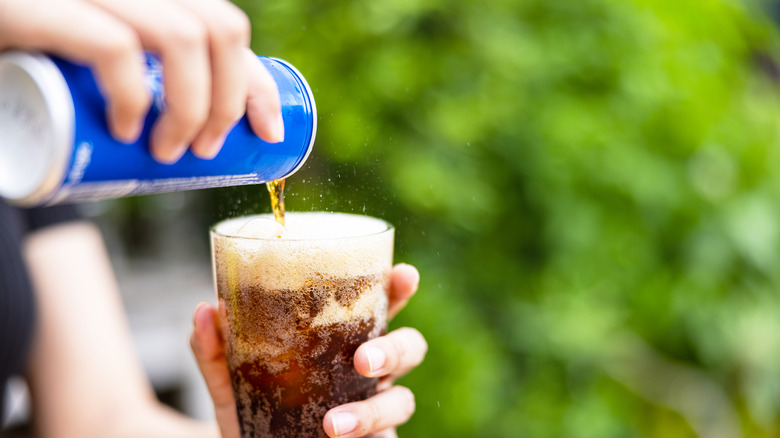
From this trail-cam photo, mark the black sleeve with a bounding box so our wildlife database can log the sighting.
[0,201,37,419]
[21,203,83,232]
[0,201,83,419]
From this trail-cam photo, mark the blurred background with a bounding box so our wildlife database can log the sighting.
[7,0,780,436]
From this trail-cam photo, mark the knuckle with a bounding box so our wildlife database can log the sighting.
[162,104,208,138]
[209,105,244,131]
[167,18,208,49]
[209,7,251,46]
[364,400,383,432]
[172,106,209,132]
[387,333,406,369]
[97,28,141,60]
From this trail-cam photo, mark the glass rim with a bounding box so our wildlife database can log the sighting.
[210,211,395,242]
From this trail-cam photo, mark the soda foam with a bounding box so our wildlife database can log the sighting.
[212,212,393,328]
[217,212,390,240]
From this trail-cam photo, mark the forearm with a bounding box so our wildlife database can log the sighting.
[23,221,217,438]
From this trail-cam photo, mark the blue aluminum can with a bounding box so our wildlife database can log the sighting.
[0,52,316,206]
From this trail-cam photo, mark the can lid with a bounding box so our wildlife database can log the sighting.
[0,52,74,206]
[270,58,317,178]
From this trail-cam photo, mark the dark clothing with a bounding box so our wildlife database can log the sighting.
[0,200,80,421]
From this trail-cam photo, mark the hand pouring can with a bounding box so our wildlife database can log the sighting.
[0,52,316,206]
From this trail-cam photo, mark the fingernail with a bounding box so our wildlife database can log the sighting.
[117,121,144,144]
[331,411,358,436]
[194,135,226,159]
[108,119,139,144]
[366,347,386,376]
[153,142,186,164]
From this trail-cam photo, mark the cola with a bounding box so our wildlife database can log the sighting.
[211,212,394,437]
[265,179,286,226]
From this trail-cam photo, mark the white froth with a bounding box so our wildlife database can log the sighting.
[213,212,394,308]
[236,217,287,239]
[215,212,390,240]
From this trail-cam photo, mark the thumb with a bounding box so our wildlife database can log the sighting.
[190,302,240,438]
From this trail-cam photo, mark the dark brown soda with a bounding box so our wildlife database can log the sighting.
[218,273,385,438]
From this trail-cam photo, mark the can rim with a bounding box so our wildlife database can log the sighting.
[268,58,316,179]
[0,52,74,206]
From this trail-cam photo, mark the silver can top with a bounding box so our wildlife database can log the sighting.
[0,52,74,206]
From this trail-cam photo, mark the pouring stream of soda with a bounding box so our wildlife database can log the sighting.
[266,179,286,226]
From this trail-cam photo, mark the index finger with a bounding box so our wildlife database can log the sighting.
[91,0,213,163]
[0,0,150,142]
[388,264,420,320]
[323,386,415,438]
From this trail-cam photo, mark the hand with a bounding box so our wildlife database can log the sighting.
[322,264,427,438]
[0,0,284,163]
[190,264,427,438]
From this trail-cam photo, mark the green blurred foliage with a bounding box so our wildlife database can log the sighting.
[208,0,780,436]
